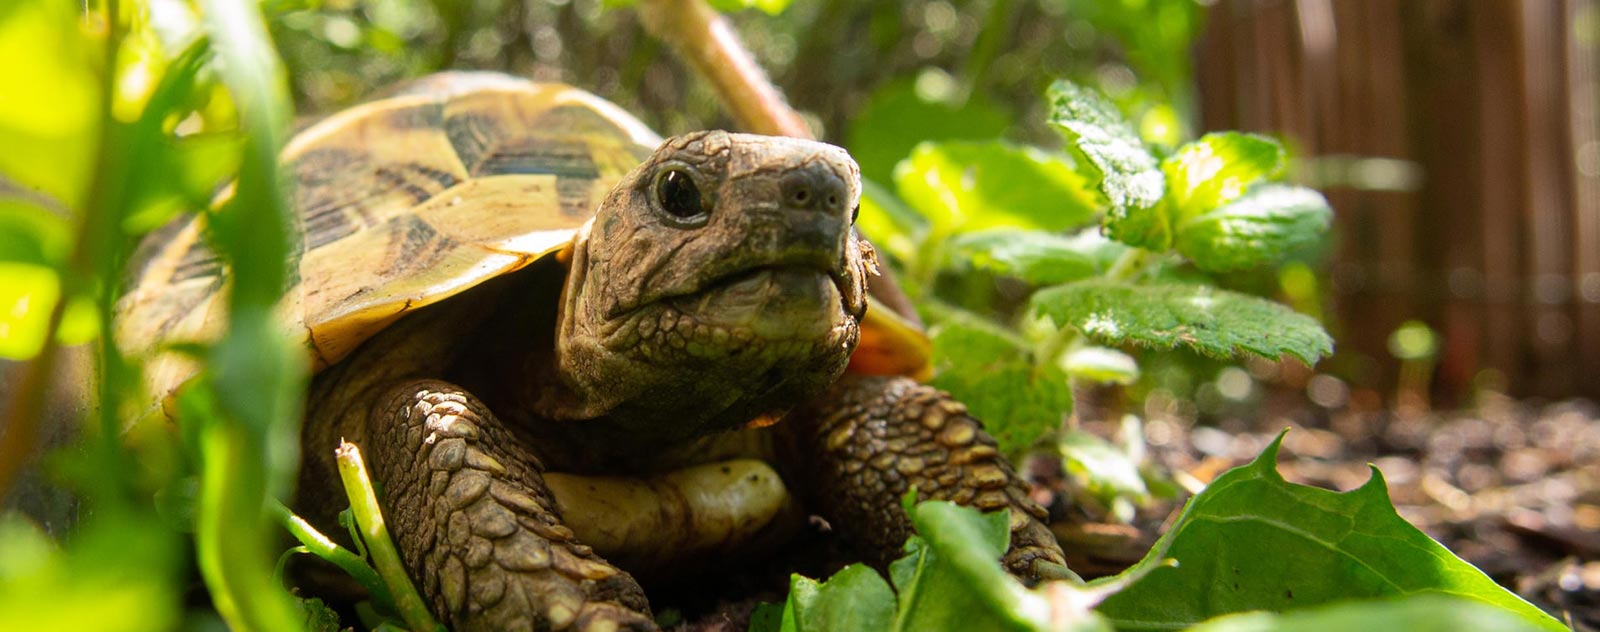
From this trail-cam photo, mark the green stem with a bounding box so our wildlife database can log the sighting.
[337,441,442,632]
[272,501,398,615]
[196,420,302,631]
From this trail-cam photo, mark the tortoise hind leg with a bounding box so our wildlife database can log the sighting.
[355,379,656,631]
[781,374,1069,582]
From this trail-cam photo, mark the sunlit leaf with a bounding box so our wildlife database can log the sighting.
[1096,434,1566,631]
[929,314,1072,454]
[949,229,1127,286]
[1186,595,1549,632]
[0,1,102,211]
[1046,80,1164,247]
[1174,184,1331,273]
[1029,281,1333,364]
[893,141,1100,236]
[1163,132,1285,216]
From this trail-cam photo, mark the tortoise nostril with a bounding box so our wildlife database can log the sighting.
[781,166,849,216]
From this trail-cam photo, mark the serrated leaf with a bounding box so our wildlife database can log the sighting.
[1046,80,1165,248]
[948,229,1127,286]
[1095,434,1566,631]
[1175,184,1332,273]
[928,315,1073,454]
[1164,132,1286,216]
[1186,595,1549,632]
[1029,281,1333,364]
[893,141,1100,236]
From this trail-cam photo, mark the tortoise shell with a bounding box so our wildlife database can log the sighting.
[116,72,928,426]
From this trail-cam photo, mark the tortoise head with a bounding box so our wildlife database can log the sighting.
[551,131,869,440]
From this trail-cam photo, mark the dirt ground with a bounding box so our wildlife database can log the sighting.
[1042,384,1600,631]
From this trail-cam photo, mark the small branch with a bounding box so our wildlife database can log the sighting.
[336,441,442,632]
[635,0,812,139]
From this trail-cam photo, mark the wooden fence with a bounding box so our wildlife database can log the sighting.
[1195,0,1600,400]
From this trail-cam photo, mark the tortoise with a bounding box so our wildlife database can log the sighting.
[117,72,1067,631]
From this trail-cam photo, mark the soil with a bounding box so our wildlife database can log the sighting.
[1040,384,1600,631]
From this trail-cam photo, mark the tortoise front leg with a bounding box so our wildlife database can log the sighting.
[782,374,1068,582]
[349,380,656,631]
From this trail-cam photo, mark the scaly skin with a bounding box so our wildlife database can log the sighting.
[783,374,1068,580]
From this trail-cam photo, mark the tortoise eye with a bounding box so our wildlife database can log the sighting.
[851,204,860,224]
[654,169,705,221]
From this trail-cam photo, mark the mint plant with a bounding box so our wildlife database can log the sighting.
[858,80,1334,512]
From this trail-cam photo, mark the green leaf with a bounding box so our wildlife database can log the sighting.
[705,0,793,15]
[1175,184,1332,273]
[893,141,1100,236]
[0,1,102,211]
[948,229,1127,286]
[848,79,1009,186]
[1059,346,1140,385]
[1186,595,1551,632]
[893,503,1047,631]
[1164,132,1286,216]
[1029,281,1333,364]
[1095,434,1567,632]
[788,565,896,632]
[928,314,1073,454]
[857,177,928,266]
[1046,80,1165,247]
[1056,428,1145,508]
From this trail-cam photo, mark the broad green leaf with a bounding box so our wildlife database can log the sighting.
[785,565,895,632]
[893,141,1100,236]
[1095,434,1567,632]
[1046,80,1165,248]
[1186,595,1549,632]
[928,314,1073,454]
[1175,184,1331,273]
[125,131,244,233]
[1059,346,1139,384]
[893,503,1045,631]
[0,1,102,211]
[948,229,1127,286]
[848,79,1009,186]
[1029,281,1333,364]
[1164,132,1285,217]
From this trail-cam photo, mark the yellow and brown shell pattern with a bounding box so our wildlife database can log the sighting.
[115,74,661,423]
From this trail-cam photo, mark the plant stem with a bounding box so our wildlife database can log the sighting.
[635,0,812,139]
[337,441,442,632]
[272,501,398,615]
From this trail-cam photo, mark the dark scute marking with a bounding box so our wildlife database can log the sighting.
[374,164,459,206]
[295,148,369,249]
[445,111,503,177]
[474,138,599,181]
[383,214,455,277]
[171,240,222,283]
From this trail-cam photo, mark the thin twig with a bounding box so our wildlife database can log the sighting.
[635,0,812,139]
[271,500,398,615]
